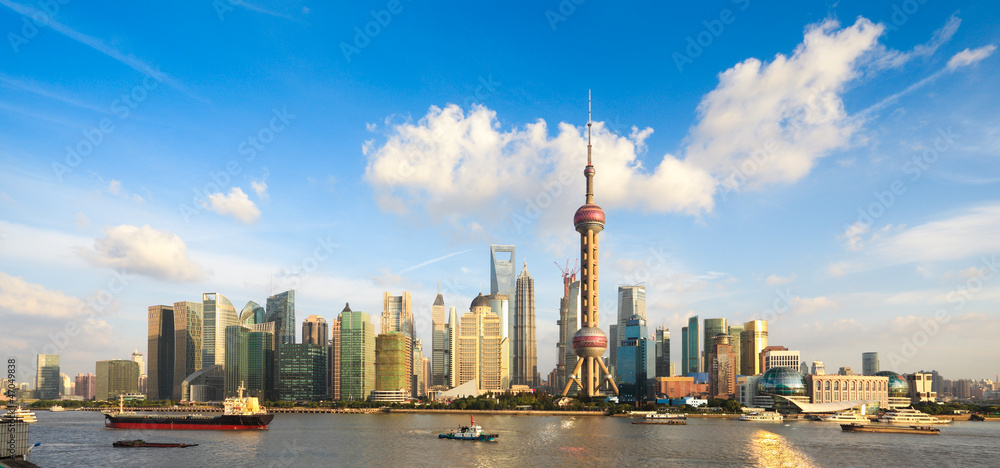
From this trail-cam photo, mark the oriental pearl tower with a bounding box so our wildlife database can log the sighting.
[561,92,619,399]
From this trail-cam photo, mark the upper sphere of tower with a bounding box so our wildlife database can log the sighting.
[574,203,606,233]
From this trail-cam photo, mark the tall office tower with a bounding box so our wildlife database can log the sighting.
[172,301,203,400]
[203,293,239,368]
[420,357,430,397]
[339,304,375,401]
[740,320,768,376]
[489,245,517,297]
[708,334,736,399]
[74,373,96,400]
[381,292,414,395]
[225,323,275,398]
[95,360,139,401]
[513,263,538,387]
[329,315,341,400]
[862,352,879,376]
[240,301,265,325]
[727,324,744,375]
[654,326,670,378]
[681,326,689,376]
[35,354,60,400]
[446,306,458,387]
[266,290,296,346]
[556,261,579,392]
[610,285,647,376]
[431,292,447,387]
[278,344,327,401]
[686,316,700,374]
[702,318,728,374]
[459,294,508,392]
[131,350,145,394]
[561,94,619,398]
[562,281,581,390]
[59,373,72,397]
[413,339,425,397]
[616,314,653,403]
[375,332,408,393]
[147,305,174,400]
[302,315,329,346]
[131,350,145,376]
[224,325,249,397]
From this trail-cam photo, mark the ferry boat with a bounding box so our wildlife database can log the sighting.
[2,407,38,423]
[104,384,273,430]
[877,408,951,425]
[841,423,940,434]
[819,411,870,424]
[438,415,499,441]
[736,411,783,422]
[49,405,66,412]
[632,413,687,425]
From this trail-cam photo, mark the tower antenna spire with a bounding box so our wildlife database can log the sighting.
[587,89,592,165]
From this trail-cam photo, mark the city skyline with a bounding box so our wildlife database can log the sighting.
[2,2,1000,382]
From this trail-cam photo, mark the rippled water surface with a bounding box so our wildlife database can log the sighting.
[24,411,1000,467]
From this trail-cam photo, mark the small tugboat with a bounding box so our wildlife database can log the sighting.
[113,440,199,448]
[439,415,499,441]
[840,423,940,434]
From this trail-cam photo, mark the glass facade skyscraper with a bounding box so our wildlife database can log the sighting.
[339,305,375,401]
[703,318,728,375]
[513,263,537,387]
[685,316,700,374]
[266,290,296,346]
[615,315,653,403]
[147,305,174,400]
[278,343,327,401]
[203,293,238,368]
[35,354,60,400]
[654,326,670,378]
[172,301,203,400]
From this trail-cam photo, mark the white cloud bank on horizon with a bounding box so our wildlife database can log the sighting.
[77,224,206,282]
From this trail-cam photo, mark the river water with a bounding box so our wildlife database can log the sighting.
[22,411,1000,467]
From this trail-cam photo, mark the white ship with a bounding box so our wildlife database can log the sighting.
[877,408,951,425]
[49,405,66,412]
[819,411,870,424]
[2,407,38,423]
[736,411,783,422]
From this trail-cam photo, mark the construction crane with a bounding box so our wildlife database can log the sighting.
[554,259,579,282]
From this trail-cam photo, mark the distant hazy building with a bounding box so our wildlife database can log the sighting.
[173,301,204,400]
[862,352,879,376]
[340,305,375,401]
[708,334,736,399]
[381,292,414,396]
[74,373,96,400]
[35,354,60,400]
[458,294,508,392]
[95,360,139,401]
[612,285,646,375]
[431,292,447,387]
[616,314,653,403]
[266,290,296,346]
[279,344,327,401]
[413,339,425,397]
[556,278,580,393]
[375,332,408,394]
[838,367,855,376]
[727,324,744,375]
[655,326,670,378]
[513,263,537,387]
[702,318,728,376]
[147,305,174,400]
[740,320,768,376]
[203,293,239,368]
[811,361,825,376]
[800,362,810,375]
[131,350,145,394]
[303,315,329,347]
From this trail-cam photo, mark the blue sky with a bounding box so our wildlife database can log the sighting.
[1,0,999,383]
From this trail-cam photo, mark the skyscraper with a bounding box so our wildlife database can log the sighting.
[446,306,458,387]
[562,94,618,398]
[303,315,329,346]
[740,320,768,376]
[703,318,728,375]
[147,305,174,400]
[339,304,375,401]
[862,352,879,376]
[35,354,60,400]
[513,262,537,387]
[266,290,296,346]
[413,339,425,397]
[203,293,239,368]
[489,245,516,298]
[375,332,408,393]
[654,326,670,378]
[681,326,689,376]
[431,292,447,387]
[381,291,414,396]
[727,324,744,376]
[240,301,265,325]
[278,344,327,401]
[685,316,700,375]
[329,314,341,400]
[485,293,511,388]
[556,264,579,392]
[172,301,203,400]
[610,285,647,376]
[458,294,508,392]
[616,314,653,403]
[74,373,95,400]
[95,359,139,401]
[708,334,736,399]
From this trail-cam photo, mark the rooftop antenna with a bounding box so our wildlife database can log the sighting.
[587,89,592,165]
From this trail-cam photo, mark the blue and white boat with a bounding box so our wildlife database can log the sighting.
[439,415,498,441]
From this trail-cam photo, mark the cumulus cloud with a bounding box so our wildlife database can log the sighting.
[77,224,205,282]
[0,272,84,319]
[206,187,260,223]
[947,45,997,70]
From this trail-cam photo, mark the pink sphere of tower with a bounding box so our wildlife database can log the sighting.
[573,203,605,234]
[572,326,608,359]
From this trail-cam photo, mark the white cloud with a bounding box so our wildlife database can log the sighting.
[947,45,997,70]
[108,180,121,195]
[790,296,839,315]
[251,180,268,200]
[875,14,960,69]
[77,224,205,282]
[207,187,261,223]
[840,221,870,251]
[0,272,84,320]
[870,204,1000,264]
[765,273,797,285]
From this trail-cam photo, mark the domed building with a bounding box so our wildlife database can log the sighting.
[875,371,911,407]
[752,367,808,411]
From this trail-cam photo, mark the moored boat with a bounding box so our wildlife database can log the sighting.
[736,411,783,422]
[49,405,66,412]
[104,384,273,430]
[2,407,38,423]
[632,413,687,424]
[439,415,499,441]
[819,411,870,424]
[113,439,199,448]
[877,408,950,425]
[841,423,939,434]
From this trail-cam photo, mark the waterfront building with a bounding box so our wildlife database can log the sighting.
[862,352,879,376]
[35,354,60,400]
[375,332,408,394]
[147,305,174,400]
[708,334,736,399]
[616,314,653,403]
[266,290,296,346]
[431,292,447,387]
[172,301,203,399]
[681,326,689,375]
[727,324,743,375]
[203,293,239,368]
[654,326,670,378]
[560,95,618,398]
[755,367,808,410]
[95,360,139,401]
[74,373,96,400]
[811,361,825,376]
[329,314,341,400]
[513,263,538,387]
[303,315,328,346]
[445,306,459,387]
[381,292,414,396]
[459,294,509,392]
[702,318,728,375]
[875,371,911,408]
[224,324,274,398]
[556,274,580,392]
[656,376,709,399]
[339,304,375,401]
[762,347,799,372]
[808,374,890,408]
[279,343,327,401]
[740,320,768,376]
[240,300,265,325]
[907,372,937,403]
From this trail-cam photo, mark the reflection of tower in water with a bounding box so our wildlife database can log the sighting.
[561,92,619,399]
